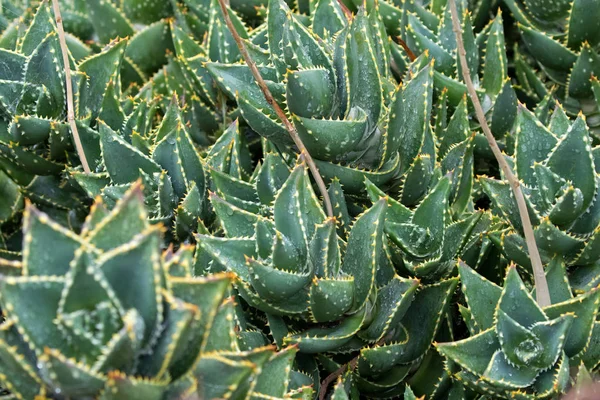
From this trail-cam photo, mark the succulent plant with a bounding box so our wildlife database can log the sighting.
[506,0,600,132]
[208,0,422,194]
[0,183,309,399]
[195,154,461,396]
[437,263,600,399]
[3,0,600,398]
[481,105,600,292]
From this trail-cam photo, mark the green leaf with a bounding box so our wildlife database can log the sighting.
[137,292,199,378]
[458,263,501,331]
[341,199,387,311]
[482,350,538,389]
[568,44,600,99]
[284,305,367,353]
[359,276,419,342]
[97,228,162,345]
[287,68,335,119]
[22,204,84,277]
[253,346,298,397]
[387,62,433,173]
[256,152,291,205]
[87,183,148,250]
[346,9,383,125]
[93,309,144,374]
[309,218,341,278]
[19,2,55,56]
[274,164,327,263]
[544,288,600,357]
[99,372,167,400]
[193,355,257,400]
[203,297,239,353]
[23,32,65,119]
[309,277,354,322]
[125,20,173,76]
[546,116,596,211]
[397,277,458,363]
[491,81,518,138]
[567,0,600,50]
[0,337,43,399]
[248,257,312,302]
[481,15,507,96]
[515,107,557,186]
[78,39,127,121]
[498,267,547,330]
[293,109,369,161]
[39,347,105,398]
[312,0,346,39]
[437,328,500,375]
[520,25,577,72]
[85,0,134,44]
[0,277,69,356]
[99,122,161,184]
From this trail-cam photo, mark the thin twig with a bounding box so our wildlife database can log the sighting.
[319,356,358,400]
[336,0,353,19]
[51,0,91,174]
[448,0,550,307]
[217,0,334,218]
[393,36,417,61]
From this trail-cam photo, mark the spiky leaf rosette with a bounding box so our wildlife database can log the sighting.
[196,157,459,396]
[504,0,600,133]
[437,263,600,399]
[70,96,213,242]
[0,182,305,399]
[388,1,519,142]
[207,0,443,195]
[481,106,600,289]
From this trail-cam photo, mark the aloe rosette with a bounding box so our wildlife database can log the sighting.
[504,0,600,132]
[0,183,310,399]
[207,0,440,194]
[437,263,600,399]
[481,105,600,292]
[194,152,461,396]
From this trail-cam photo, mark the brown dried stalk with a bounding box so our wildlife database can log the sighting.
[51,0,91,174]
[216,0,334,218]
[448,0,550,306]
[319,357,358,400]
[337,0,353,19]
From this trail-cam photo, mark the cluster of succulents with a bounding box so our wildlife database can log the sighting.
[1,0,600,398]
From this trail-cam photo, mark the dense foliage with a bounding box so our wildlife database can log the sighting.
[0,0,599,399]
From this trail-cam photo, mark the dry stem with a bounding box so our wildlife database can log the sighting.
[448,0,550,306]
[337,0,353,19]
[217,0,334,218]
[51,0,91,174]
[318,357,358,400]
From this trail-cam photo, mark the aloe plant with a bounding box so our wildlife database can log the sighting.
[481,105,600,293]
[0,183,308,399]
[437,262,600,399]
[505,0,600,133]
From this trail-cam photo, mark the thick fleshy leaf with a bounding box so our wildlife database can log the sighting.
[546,117,596,211]
[395,277,459,363]
[97,228,162,345]
[544,288,600,357]
[387,61,433,173]
[341,199,387,311]
[346,9,383,125]
[359,276,419,342]
[274,164,327,264]
[284,305,367,353]
[458,263,501,331]
[481,15,507,96]
[309,277,354,322]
